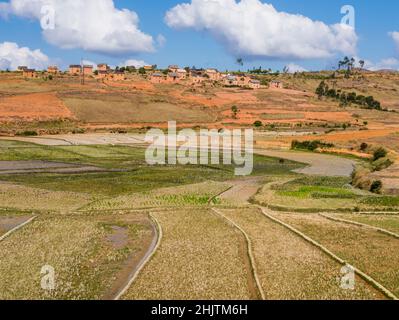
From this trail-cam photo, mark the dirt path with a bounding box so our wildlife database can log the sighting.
[255,148,356,177]
[219,177,264,204]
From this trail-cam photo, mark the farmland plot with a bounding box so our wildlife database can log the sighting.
[122,209,253,300]
[0,215,33,237]
[219,208,382,300]
[0,182,92,211]
[84,181,231,211]
[0,215,153,300]
[334,213,399,234]
[275,213,399,297]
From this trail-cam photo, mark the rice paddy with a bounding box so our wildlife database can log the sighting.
[0,139,398,300]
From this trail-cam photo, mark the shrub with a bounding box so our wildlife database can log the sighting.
[370,180,383,194]
[360,142,368,151]
[253,121,263,127]
[291,140,334,151]
[373,147,387,161]
[16,130,38,136]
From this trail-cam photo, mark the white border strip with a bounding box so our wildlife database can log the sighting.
[114,213,163,300]
[319,213,399,239]
[0,215,36,242]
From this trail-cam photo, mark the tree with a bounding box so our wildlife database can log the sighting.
[315,81,326,98]
[359,60,365,69]
[138,67,146,75]
[236,58,244,66]
[283,66,289,74]
[253,120,263,128]
[360,142,368,151]
[370,180,383,194]
[231,105,239,119]
[373,147,387,161]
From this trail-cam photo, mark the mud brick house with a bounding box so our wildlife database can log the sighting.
[23,69,37,78]
[47,66,59,74]
[191,74,205,84]
[205,68,221,81]
[168,65,179,73]
[167,72,180,83]
[83,65,94,76]
[97,70,108,79]
[97,64,109,72]
[270,80,284,89]
[224,75,238,86]
[176,68,188,79]
[237,74,252,86]
[249,79,261,89]
[150,72,165,84]
[109,71,125,81]
[69,65,81,75]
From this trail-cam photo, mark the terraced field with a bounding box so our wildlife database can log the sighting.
[274,213,399,297]
[0,214,153,300]
[0,139,398,300]
[215,208,384,300]
[121,209,254,300]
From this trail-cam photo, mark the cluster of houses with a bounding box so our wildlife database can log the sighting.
[149,65,263,89]
[68,64,125,81]
[16,63,125,82]
[15,63,284,90]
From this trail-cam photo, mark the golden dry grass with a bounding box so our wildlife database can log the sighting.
[219,208,383,300]
[275,213,399,297]
[0,215,152,300]
[334,213,399,235]
[122,209,252,300]
[0,182,92,211]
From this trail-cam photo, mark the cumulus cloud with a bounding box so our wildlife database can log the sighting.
[0,0,154,56]
[165,0,357,60]
[0,42,49,70]
[122,59,148,68]
[361,57,399,71]
[285,63,308,73]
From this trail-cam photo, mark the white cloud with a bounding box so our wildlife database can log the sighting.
[285,63,308,73]
[0,42,49,70]
[122,59,148,68]
[389,31,399,52]
[165,0,357,60]
[364,58,399,71]
[0,0,154,56]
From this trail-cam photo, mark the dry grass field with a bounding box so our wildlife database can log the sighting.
[122,209,253,300]
[274,213,399,297]
[0,213,153,300]
[219,208,384,300]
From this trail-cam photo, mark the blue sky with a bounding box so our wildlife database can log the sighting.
[0,0,398,71]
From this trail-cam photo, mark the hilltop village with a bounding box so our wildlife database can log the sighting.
[15,64,284,90]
